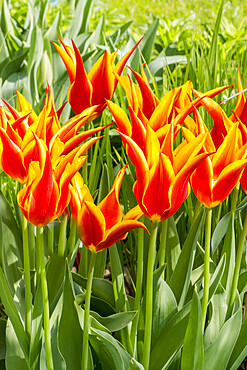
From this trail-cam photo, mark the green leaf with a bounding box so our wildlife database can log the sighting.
[203,294,242,370]
[227,318,247,369]
[149,254,225,370]
[211,212,231,255]
[5,319,28,370]
[140,19,159,64]
[166,216,181,280]
[68,0,94,39]
[0,267,29,359]
[58,263,83,370]
[152,266,178,349]
[90,311,137,332]
[72,272,116,309]
[90,328,144,369]
[238,271,247,294]
[169,208,205,307]
[220,213,235,304]
[0,319,6,360]
[181,289,203,370]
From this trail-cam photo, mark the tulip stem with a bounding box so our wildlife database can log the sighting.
[57,214,68,257]
[231,182,240,213]
[201,208,212,329]
[37,226,54,370]
[22,215,32,339]
[81,250,96,370]
[68,217,77,260]
[228,212,247,317]
[142,221,159,369]
[47,223,54,257]
[158,218,168,278]
[130,219,144,354]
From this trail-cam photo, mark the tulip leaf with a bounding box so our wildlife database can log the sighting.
[0,266,29,360]
[152,266,178,349]
[203,294,242,370]
[149,253,225,370]
[166,216,181,280]
[211,212,231,254]
[72,272,116,309]
[227,317,247,370]
[29,279,43,369]
[238,271,247,295]
[140,19,159,64]
[181,289,203,370]
[68,0,94,39]
[90,328,144,369]
[58,263,83,370]
[46,253,66,307]
[204,289,227,349]
[90,311,137,332]
[5,319,28,370]
[220,212,235,304]
[168,208,205,307]
[0,319,6,360]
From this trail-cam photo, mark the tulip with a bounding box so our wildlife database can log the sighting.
[118,123,211,222]
[17,134,88,227]
[0,89,109,182]
[70,164,148,252]
[52,37,141,115]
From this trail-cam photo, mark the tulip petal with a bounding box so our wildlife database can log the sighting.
[77,201,105,252]
[106,100,132,136]
[0,127,27,182]
[98,164,127,230]
[52,41,76,83]
[96,220,148,252]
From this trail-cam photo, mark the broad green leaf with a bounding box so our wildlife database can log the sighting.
[76,303,110,334]
[227,318,247,370]
[140,19,159,64]
[72,272,116,309]
[211,212,231,254]
[238,271,247,294]
[152,266,178,349]
[68,0,94,38]
[150,253,225,370]
[58,263,83,370]
[0,267,29,359]
[91,311,137,332]
[90,328,144,370]
[0,319,6,360]
[148,55,187,75]
[5,319,28,370]
[169,208,204,307]
[220,213,235,305]
[46,253,66,306]
[204,290,227,349]
[166,216,181,280]
[181,290,203,370]
[203,294,242,370]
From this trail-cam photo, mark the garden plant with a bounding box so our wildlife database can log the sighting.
[1,0,247,369]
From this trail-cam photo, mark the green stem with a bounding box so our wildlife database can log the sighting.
[81,251,96,370]
[68,218,77,260]
[142,221,159,369]
[228,212,247,316]
[29,223,35,271]
[130,220,144,354]
[47,223,54,257]
[201,208,212,329]
[57,214,68,257]
[22,215,32,339]
[159,219,168,278]
[37,227,54,370]
[192,199,202,225]
[231,182,240,213]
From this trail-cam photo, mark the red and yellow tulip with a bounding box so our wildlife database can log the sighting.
[53,37,141,115]
[0,89,109,182]
[70,164,148,252]
[17,134,88,226]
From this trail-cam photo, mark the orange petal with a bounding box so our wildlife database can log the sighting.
[52,41,76,83]
[106,100,132,136]
[96,219,148,252]
[77,201,106,251]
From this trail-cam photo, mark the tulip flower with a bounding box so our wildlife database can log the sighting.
[0,89,110,183]
[117,123,211,222]
[70,164,148,252]
[183,116,247,208]
[52,37,141,115]
[17,134,88,227]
